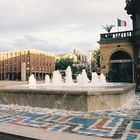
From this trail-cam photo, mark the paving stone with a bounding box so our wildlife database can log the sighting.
[0,105,139,139]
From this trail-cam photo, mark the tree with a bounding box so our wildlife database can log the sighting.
[90,48,101,70]
[101,25,115,33]
[55,58,86,79]
[95,49,101,68]
[55,58,74,70]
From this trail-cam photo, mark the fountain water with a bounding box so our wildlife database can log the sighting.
[30,66,106,86]
[77,69,89,84]
[91,72,106,84]
[76,74,82,84]
[51,70,64,85]
[45,75,51,85]
[65,66,73,84]
[28,74,36,86]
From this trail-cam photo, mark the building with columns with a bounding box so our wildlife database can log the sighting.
[0,49,55,81]
[98,0,140,89]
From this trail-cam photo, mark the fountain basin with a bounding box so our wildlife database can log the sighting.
[0,82,135,111]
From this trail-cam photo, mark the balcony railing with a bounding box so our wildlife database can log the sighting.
[100,30,132,42]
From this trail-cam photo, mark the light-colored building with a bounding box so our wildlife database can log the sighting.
[56,53,77,62]
[0,49,55,81]
[72,49,87,63]
[56,49,87,64]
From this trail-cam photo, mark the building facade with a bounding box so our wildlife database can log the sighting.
[72,49,87,63]
[98,31,134,83]
[56,49,87,67]
[125,0,140,88]
[0,49,55,81]
[57,49,87,63]
[98,0,140,88]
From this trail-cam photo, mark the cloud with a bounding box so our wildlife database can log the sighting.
[0,34,99,55]
[0,0,132,54]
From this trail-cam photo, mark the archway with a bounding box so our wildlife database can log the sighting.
[108,50,133,82]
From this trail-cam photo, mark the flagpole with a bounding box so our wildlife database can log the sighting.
[117,25,119,32]
[125,26,127,32]
[125,21,127,31]
[117,18,119,32]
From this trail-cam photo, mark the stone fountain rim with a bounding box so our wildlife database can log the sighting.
[0,83,136,96]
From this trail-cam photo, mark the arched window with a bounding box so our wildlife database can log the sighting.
[110,51,131,60]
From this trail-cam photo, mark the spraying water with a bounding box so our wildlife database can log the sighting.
[28,74,36,86]
[77,69,89,84]
[91,72,106,84]
[51,70,64,85]
[45,75,51,85]
[65,66,73,84]
[29,66,107,86]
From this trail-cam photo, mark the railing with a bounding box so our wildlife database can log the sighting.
[100,30,132,41]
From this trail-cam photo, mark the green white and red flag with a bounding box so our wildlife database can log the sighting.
[117,18,127,27]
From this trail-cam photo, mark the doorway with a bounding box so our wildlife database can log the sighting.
[108,50,133,82]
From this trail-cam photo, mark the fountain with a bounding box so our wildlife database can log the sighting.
[91,72,106,84]
[28,74,36,86]
[77,69,89,84]
[76,74,82,84]
[44,75,51,85]
[51,70,64,85]
[65,66,73,84]
[0,66,136,112]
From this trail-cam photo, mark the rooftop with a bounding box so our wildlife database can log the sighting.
[0,48,55,57]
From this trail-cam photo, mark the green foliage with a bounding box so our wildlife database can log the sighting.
[55,58,86,79]
[55,58,74,70]
[91,48,101,69]
[95,49,101,68]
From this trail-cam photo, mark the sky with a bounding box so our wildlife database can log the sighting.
[0,0,132,55]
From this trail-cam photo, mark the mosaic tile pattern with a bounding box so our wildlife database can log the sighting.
[0,106,140,140]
